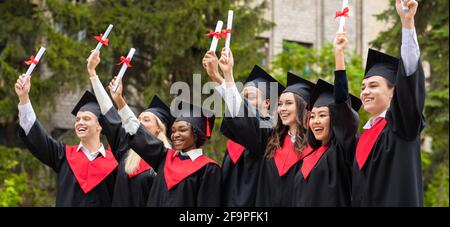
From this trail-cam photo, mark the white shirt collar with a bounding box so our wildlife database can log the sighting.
[363,110,387,130]
[179,148,203,161]
[76,143,106,161]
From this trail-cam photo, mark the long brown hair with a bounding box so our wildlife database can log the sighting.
[265,93,308,158]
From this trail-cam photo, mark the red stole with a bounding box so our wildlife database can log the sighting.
[164,149,218,190]
[128,159,152,178]
[227,140,245,164]
[65,145,118,194]
[301,146,329,180]
[273,135,306,177]
[356,118,388,170]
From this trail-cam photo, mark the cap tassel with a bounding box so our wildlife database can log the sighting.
[206,114,211,138]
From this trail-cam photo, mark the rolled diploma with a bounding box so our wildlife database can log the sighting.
[112,48,136,92]
[24,46,46,80]
[209,20,223,52]
[94,24,113,52]
[338,0,349,33]
[225,10,233,49]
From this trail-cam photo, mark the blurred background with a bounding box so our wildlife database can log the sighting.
[0,0,448,206]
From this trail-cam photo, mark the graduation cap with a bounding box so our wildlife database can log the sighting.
[71,90,101,118]
[174,101,215,138]
[144,95,175,131]
[364,48,399,84]
[310,79,362,112]
[283,71,315,103]
[244,65,285,98]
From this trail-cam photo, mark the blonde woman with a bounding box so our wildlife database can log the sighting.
[87,50,174,206]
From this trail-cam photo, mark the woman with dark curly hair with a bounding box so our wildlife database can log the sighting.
[116,90,221,206]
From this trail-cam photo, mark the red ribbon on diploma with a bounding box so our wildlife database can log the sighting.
[116,56,132,68]
[207,30,222,39]
[335,7,349,18]
[221,29,232,38]
[25,55,38,65]
[94,33,109,46]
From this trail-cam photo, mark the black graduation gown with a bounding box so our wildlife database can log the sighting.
[220,114,272,207]
[351,59,425,207]
[293,70,358,207]
[98,107,156,207]
[128,124,222,207]
[221,100,299,207]
[255,153,300,207]
[18,120,117,207]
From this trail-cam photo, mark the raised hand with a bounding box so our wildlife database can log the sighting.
[333,30,348,53]
[218,48,234,84]
[333,30,347,70]
[87,50,101,77]
[108,77,126,110]
[202,50,223,84]
[396,0,418,29]
[15,74,31,105]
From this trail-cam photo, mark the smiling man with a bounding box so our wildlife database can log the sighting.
[15,75,118,206]
[352,0,425,207]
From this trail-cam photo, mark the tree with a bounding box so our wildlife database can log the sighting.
[370,0,449,207]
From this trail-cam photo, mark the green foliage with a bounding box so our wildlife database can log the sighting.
[0,145,55,206]
[424,159,449,207]
[271,42,370,128]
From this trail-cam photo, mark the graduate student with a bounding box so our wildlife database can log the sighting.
[16,75,117,206]
[352,0,425,206]
[86,50,173,207]
[209,48,314,206]
[293,30,362,207]
[110,77,221,206]
[203,50,284,207]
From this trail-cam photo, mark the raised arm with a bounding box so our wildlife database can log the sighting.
[216,48,271,156]
[397,0,420,76]
[332,30,359,161]
[15,75,65,171]
[87,50,130,160]
[389,0,425,140]
[106,78,166,169]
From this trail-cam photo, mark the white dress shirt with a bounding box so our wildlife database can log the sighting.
[214,81,243,118]
[90,75,114,115]
[76,143,106,161]
[401,28,421,76]
[363,110,387,130]
[118,104,140,135]
[178,148,203,161]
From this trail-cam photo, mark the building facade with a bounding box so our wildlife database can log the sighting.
[258,0,392,67]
